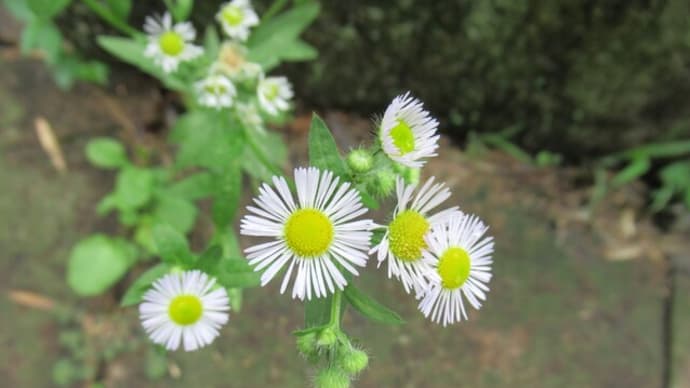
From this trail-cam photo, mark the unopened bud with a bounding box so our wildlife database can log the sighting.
[346,149,373,173]
[340,348,369,375]
[314,367,350,388]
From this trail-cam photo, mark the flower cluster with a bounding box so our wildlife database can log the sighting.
[137,90,495,354]
[240,92,495,327]
[143,0,293,119]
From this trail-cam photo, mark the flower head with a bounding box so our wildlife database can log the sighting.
[419,213,494,326]
[240,167,374,300]
[216,0,259,41]
[195,74,237,109]
[139,270,230,351]
[257,76,293,116]
[144,12,203,73]
[214,42,264,81]
[371,177,459,297]
[380,92,439,168]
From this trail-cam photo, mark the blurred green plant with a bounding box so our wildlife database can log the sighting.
[56,0,318,303]
[594,140,690,212]
[2,0,109,88]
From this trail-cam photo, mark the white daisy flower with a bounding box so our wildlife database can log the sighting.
[257,76,293,116]
[419,213,494,326]
[371,176,459,297]
[380,92,440,168]
[216,0,259,41]
[240,167,374,301]
[143,12,203,73]
[195,74,237,109]
[139,270,230,351]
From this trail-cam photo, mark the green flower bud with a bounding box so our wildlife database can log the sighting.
[346,149,373,173]
[314,367,350,388]
[317,328,338,347]
[367,168,396,198]
[296,332,317,357]
[340,348,369,375]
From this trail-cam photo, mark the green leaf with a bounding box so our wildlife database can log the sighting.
[67,235,137,296]
[308,114,347,176]
[343,285,404,325]
[167,172,215,200]
[113,167,155,210]
[195,245,223,274]
[216,258,260,288]
[242,129,287,181]
[106,0,132,21]
[120,263,170,306]
[96,193,117,216]
[211,165,242,229]
[27,0,71,19]
[20,19,62,62]
[280,40,318,61]
[3,0,35,21]
[152,194,198,234]
[659,161,690,189]
[611,156,650,187]
[169,0,193,21]
[203,26,220,58]
[152,223,193,266]
[173,111,246,169]
[247,2,319,69]
[97,36,186,90]
[651,186,674,213]
[85,137,128,168]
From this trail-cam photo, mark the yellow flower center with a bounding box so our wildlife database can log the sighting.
[222,5,244,26]
[168,295,203,325]
[204,82,227,95]
[284,209,334,257]
[264,83,280,101]
[437,247,471,289]
[158,31,185,56]
[389,120,415,154]
[388,210,429,262]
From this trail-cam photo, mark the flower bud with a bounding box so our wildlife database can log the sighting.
[340,348,369,375]
[296,332,317,357]
[314,367,350,388]
[347,149,374,173]
[367,168,396,198]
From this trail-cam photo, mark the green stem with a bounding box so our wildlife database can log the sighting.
[81,0,139,37]
[329,289,342,329]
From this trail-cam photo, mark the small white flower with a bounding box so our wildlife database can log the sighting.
[216,0,259,41]
[257,76,293,116]
[371,177,459,297]
[240,167,374,300]
[380,92,440,168]
[144,12,203,73]
[139,270,229,351]
[195,74,237,109]
[419,213,494,326]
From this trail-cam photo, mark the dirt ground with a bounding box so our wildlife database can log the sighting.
[1,50,689,388]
